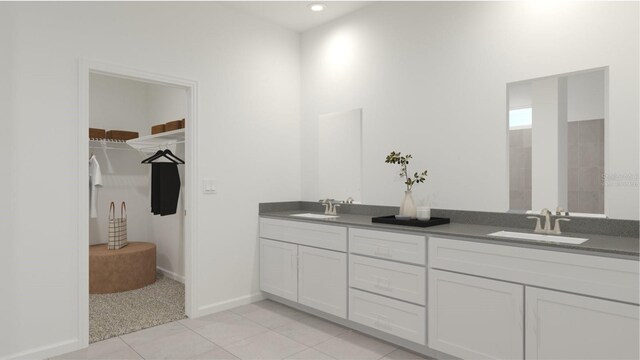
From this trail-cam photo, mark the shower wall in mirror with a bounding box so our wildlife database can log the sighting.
[508,68,606,215]
[318,108,363,203]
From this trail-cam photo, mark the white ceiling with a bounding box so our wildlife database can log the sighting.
[226,1,371,33]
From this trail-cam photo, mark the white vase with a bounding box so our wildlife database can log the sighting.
[399,191,417,218]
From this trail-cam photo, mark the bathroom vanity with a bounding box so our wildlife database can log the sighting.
[258,203,639,360]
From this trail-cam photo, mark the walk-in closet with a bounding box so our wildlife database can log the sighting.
[88,73,187,343]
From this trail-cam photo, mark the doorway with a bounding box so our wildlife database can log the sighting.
[78,60,198,347]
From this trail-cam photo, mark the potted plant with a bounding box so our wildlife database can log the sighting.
[385,151,428,218]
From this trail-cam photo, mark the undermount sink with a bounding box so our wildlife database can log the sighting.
[489,230,588,245]
[291,213,339,219]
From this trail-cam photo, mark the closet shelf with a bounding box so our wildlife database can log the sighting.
[90,138,136,151]
[126,129,185,152]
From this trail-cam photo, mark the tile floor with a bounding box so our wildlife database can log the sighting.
[56,300,432,360]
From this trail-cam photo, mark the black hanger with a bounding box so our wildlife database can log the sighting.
[141,150,163,163]
[162,149,185,164]
[141,149,185,164]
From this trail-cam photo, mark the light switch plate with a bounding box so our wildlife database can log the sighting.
[203,179,216,194]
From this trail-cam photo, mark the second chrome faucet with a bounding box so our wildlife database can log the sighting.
[321,199,340,215]
[527,208,570,235]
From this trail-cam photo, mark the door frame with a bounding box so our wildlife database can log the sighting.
[78,59,199,347]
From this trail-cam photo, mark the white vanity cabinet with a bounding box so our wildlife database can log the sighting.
[428,269,524,360]
[428,236,640,360]
[526,287,639,360]
[259,218,348,318]
[260,216,639,360]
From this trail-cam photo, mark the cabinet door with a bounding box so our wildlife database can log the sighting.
[428,269,524,360]
[260,238,298,302]
[526,287,639,360]
[298,246,347,318]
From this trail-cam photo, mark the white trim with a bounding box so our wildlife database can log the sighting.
[602,67,610,217]
[77,58,199,354]
[78,59,90,352]
[195,293,265,318]
[506,66,609,86]
[3,338,80,360]
[157,266,185,284]
[508,104,532,111]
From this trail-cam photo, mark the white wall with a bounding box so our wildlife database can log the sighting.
[0,7,15,351]
[300,1,639,220]
[1,2,300,359]
[567,70,605,122]
[146,85,188,281]
[508,82,532,110]
[90,74,150,134]
[531,78,561,211]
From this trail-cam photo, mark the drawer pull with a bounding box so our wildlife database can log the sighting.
[374,246,392,257]
[374,277,392,291]
[374,315,392,330]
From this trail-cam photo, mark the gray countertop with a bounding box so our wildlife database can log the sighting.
[260,210,639,260]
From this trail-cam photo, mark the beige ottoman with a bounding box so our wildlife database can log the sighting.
[89,242,156,294]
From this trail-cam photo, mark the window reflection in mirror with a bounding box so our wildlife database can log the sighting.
[508,68,606,216]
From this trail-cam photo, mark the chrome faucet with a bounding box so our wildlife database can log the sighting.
[527,208,571,235]
[321,199,340,215]
[552,217,571,235]
[527,216,543,233]
[541,208,552,232]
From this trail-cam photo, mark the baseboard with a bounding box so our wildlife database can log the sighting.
[2,293,260,359]
[195,292,264,318]
[264,293,456,360]
[2,338,83,360]
[157,266,185,283]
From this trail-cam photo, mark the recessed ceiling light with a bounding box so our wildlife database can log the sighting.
[309,3,326,12]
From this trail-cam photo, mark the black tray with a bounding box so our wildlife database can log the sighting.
[371,215,450,228]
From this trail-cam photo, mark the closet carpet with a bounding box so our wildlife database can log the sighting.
[90,272,186,343]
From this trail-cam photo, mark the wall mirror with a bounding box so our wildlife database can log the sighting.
[318,108,363,203]
[507,68,607,217]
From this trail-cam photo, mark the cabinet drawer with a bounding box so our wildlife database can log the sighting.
[349,228,425,265]
[260,217,347,252]
[349,255,426,305]
[349,288,426,345]
[429,236,640,304]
